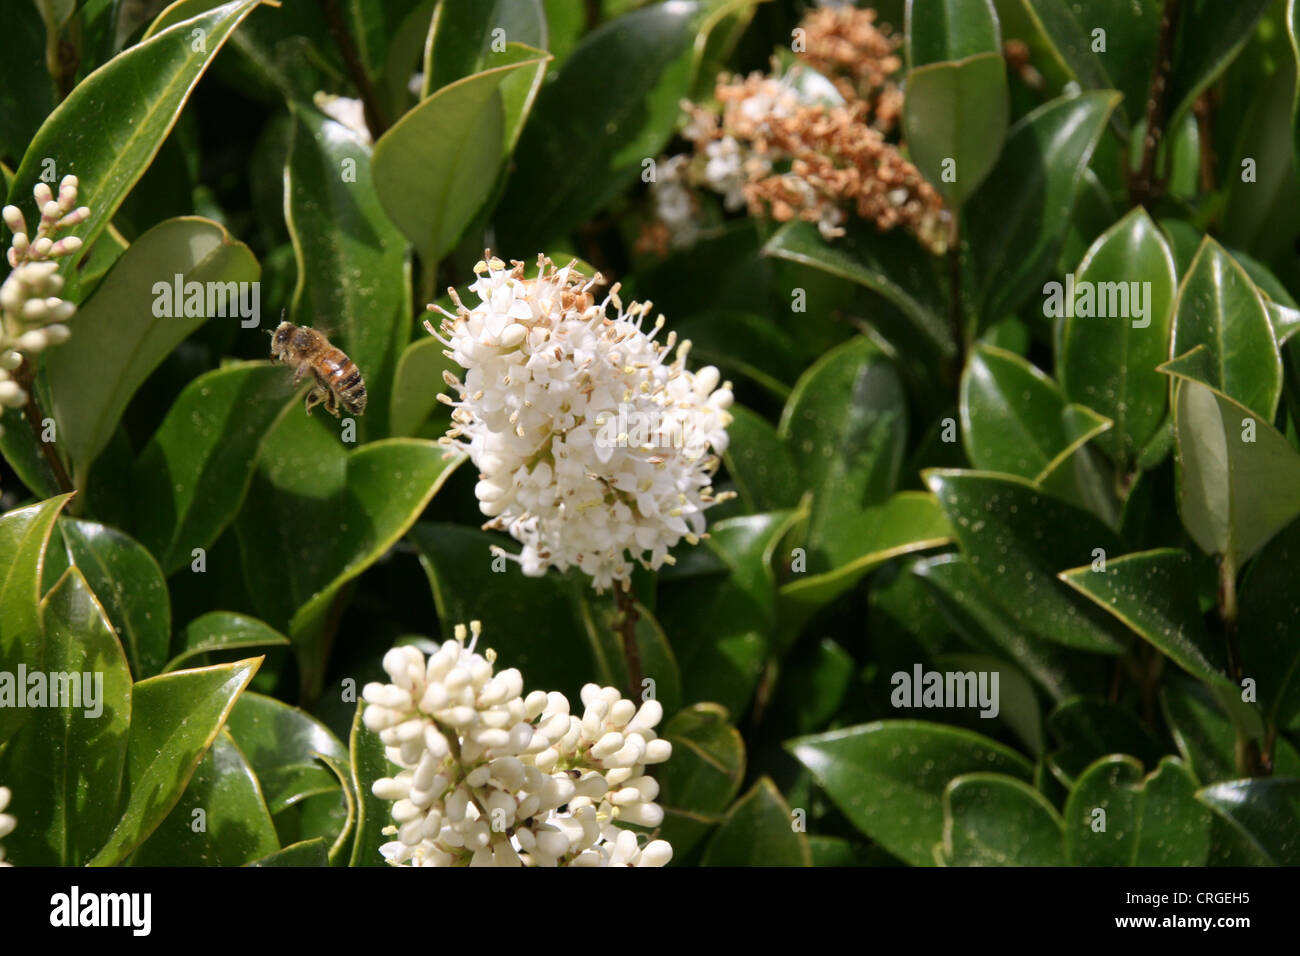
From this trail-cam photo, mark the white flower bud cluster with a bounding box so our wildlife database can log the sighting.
[362,622,673,867]
[0,175,89,421]
[427,254,734,592]
[0,786,14,866]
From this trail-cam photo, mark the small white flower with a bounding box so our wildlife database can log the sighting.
[0,786,15,866]
[428,254,733,592]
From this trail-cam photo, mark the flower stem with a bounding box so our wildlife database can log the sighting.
[317,0,390,138]
[13,357,73,496]
[616,584,642,699]
[1129,0,1182,207]
[1219,552,1263,777]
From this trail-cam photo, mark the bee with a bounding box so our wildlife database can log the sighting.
[269,318,367,417]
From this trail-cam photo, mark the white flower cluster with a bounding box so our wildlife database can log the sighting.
[363,622,673,867]
[428,254,733,592]
[0,786,14,866]
[0,175,89,427]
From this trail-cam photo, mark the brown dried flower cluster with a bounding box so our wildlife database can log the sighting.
[644,5,950,256]
[795,4,904,130]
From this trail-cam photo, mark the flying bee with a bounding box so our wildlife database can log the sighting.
[269,317,367,418]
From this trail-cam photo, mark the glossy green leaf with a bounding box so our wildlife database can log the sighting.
[1164,361,1300,566]
[375,44,549,266]
[248,837,330,866]
[903,53,1008,209]
[769,638,855,736]
[763,220,952,355]
[1063,755,1212,865]
[1239,514,1300,727]
[166,611,289,673]
[0,494,73,744]
[349,702,392,867]
[224,691,348,815]
[411,523,597,702]
[1166,0,1271,129]
[59,517,169,679]
[914,553,1105,702]
[779,491,951,609]
[936,652,1043,755]
[421,0,547,95]
[965,91,1118,323]
[132,362,299,575]
[1059,548,1234,694]
[389,336,457,438]
[656,703,746,860]
[722,405,801,513]
[906,0,1000,66]
[1160,679,1300,785]
[1022,0,1162,131]
[1169,238,1281,422]
[5,0,268,292]
[925,470,1127,653]
[89,657,261,866]
[701,777,811,866]
[788,720,1032,866]
[1045,697,1166,787]
[494,1,700,249]
[1059,207,1178,464]
[130,729,278,865]
[0,568,132,865]
[285,104,411,438]
[960,344,1113,489]
[780,336,907,568]
[1196,778,1300,865]
[939,772,1064,865]
[44,217,259,489]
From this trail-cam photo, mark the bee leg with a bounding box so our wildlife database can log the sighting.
[292,364,310,385]
[324,389,340,418]
[304,386,324,416]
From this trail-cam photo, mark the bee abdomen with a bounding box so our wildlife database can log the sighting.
[320,348,367,414]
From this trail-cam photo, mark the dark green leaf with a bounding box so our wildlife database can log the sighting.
[939,772,1064,865]
[701,777,811,866]
[166,611,289,673]
[224,691,348,816]
[656,703,745,860]
[1196,778,1300,865]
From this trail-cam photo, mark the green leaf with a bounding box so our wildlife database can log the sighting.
[656,703,745,860]
[1063,755,1212,865]
[44,217,260,489]
[769,638,856,735]
[938,772,1064,865]
[494,1,700,249]
[248,837,329,866]
[132,362,299,575]
[234,421,460,698]
[224,691,348,815]
[1058,548,1234,694]
[1169,237,1281,422]
[960,344,1112,482]
[965,91,1118,323]
[780,336,907,569]
[903,53,1009,209]
[0,494,73,745]
[1163,361,1300,566]
[410,523,597,703]
[1166,0,1271,130]
[1196,778,1300,865]
[924,470,1127,653]
[673,311,798,400]
[1160,678,1300,785]
[778,491,951,609]
[129,729,278,865]
[1059,206,1178,464]
[1045,697,1166,787]
[389,336,457,438]
[285,104,411,438]
[59,517,169,679]
[935,652,1043,755]
[574,597,683,715]
[374,44,549,266]
[4,0,268,293]
[165,611,289,673]
[788,720,1033,867]
[701,777,811,866]
[349,702,391,867]
[1239,514,1300,727]
[89,657,261,866]
[906,0,1001,66]
[763,219,952,355]
[722,405,801,513]
[421,0,547,95]
[1021,0,1163,131]
[0,568,132,865]
[914,553,1105,701]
